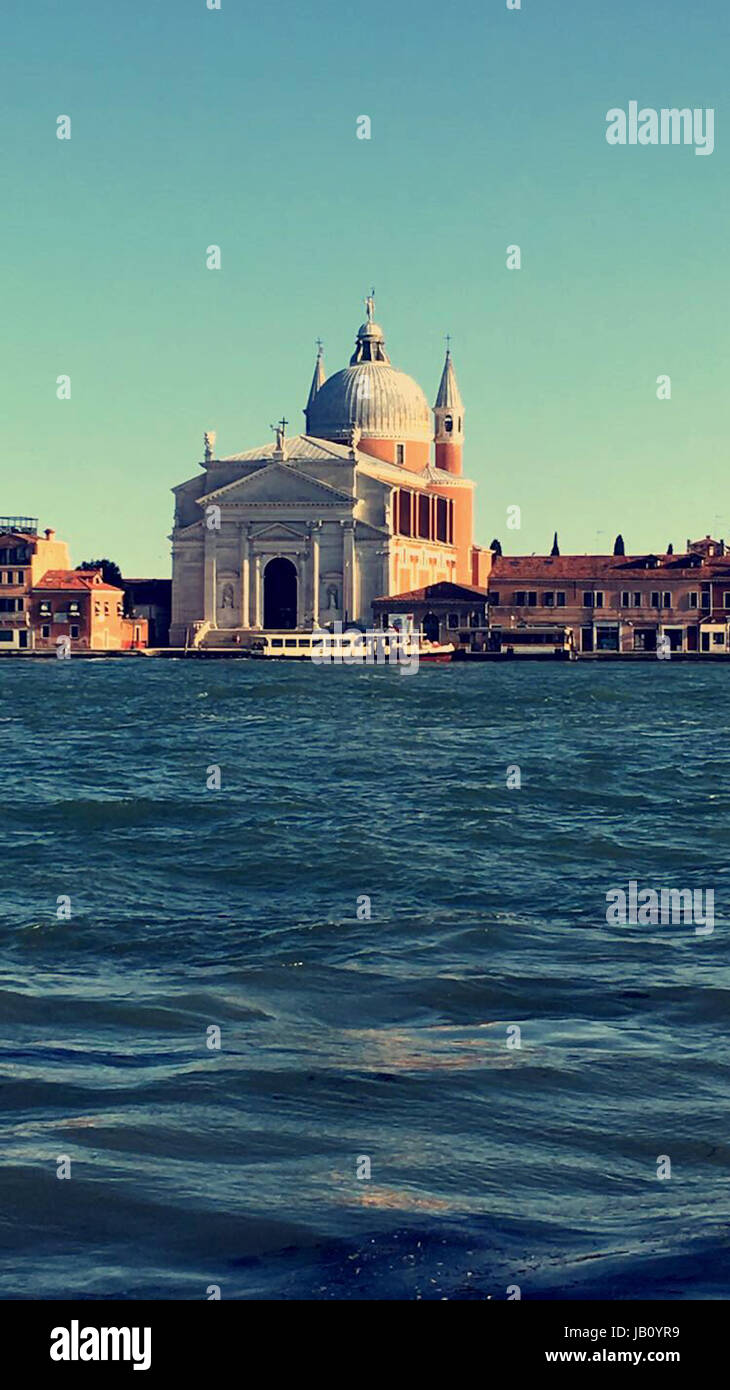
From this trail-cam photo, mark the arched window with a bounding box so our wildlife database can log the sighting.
[444,414,453,434]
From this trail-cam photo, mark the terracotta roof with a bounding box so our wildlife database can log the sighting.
[373,581,487,604]
[33,569,123,593]
[491,554,730,580]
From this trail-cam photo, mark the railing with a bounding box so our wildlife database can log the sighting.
[0,517,38,534]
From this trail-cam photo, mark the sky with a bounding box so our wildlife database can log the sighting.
[2,0,728,575]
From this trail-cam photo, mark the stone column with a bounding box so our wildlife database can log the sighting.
[312,523,321,626]
[253,553,263,628]
[240,523,250,628]
[296,553,305,629]
[342,520,356,623]
[204,526,217,625]
[350,525,358,622]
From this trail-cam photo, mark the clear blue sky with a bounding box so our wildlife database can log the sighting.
[2,0,728,574]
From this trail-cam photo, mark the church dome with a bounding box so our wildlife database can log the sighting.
[305,302,432,444]
[307,362,431,443]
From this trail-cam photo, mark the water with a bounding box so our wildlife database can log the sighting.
[1,660,728,1300]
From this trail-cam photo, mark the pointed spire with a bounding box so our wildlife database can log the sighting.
[434,338,464,474]
[434,342,464,411]
[304,340,326,424]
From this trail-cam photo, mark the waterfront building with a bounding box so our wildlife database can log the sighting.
[489,541,730,653]
[0,519,71,649]
[31,571,147,651]
[0,519,147,652]
[123,578,171,647]
[169,299,491,646]
[372,580,488,647]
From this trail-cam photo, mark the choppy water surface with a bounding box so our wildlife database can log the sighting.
[1,660,728,1299]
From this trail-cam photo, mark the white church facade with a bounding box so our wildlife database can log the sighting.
[169,301,489,647]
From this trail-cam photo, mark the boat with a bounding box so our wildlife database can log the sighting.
[250,630,454,664]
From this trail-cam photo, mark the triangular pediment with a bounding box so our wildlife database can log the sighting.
[252,522,306,541]
[201,461,353,507]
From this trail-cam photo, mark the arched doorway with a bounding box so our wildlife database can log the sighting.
[423,610,440,642]
[264,557,297,629]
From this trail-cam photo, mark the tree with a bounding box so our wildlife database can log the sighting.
[613,534,625,555]
[76,558,133,615]
[550,531,560,556]
[490,537,503,556]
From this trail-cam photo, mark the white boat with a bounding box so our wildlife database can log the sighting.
[250,630,454,664]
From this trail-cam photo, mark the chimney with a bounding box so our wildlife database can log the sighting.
[44,528,55,541]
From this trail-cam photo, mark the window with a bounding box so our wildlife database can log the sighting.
[0,597,21,612]
[70,625,79,639]
[713,632,724,646]
[527,591,537,607]
[583,591,594,608]
[448,613,460,628]
[0,630,13,642]
[621,591,630,607]
[515,591,526,606]
[723,592,730,609]
[417,494,430,539]
[543,592,555,607]
[15,571,23,583]
[556,592,566,607]
[284,638,297,648]
[688,591,699,609]
[41,625,50,638]
[701,587,711,610]
[396,443,405,465]
[663,592,671,608]
[633,592,641,607]
[104,603,109,616]
[651,591,660,608]
[489,591,500,606]
[595,592,604,608]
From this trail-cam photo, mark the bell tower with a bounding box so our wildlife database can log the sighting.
[434,341,464,476]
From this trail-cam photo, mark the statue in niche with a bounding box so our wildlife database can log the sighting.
[326,584,339,612]
[220,582,235,610]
